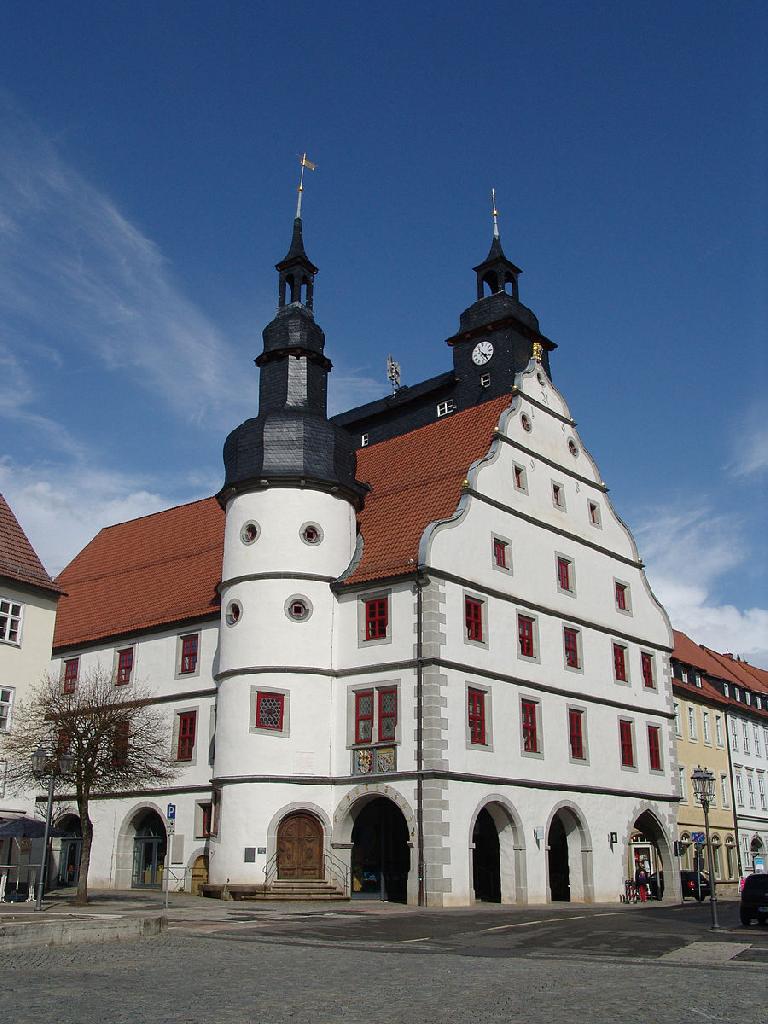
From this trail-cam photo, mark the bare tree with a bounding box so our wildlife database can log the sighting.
[0,667,178,904]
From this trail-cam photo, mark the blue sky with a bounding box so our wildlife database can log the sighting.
[0,2,766,662]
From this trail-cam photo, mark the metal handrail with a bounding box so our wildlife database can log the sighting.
[261,850,349,896]
[262,852,278,890]
[324,850,349,896]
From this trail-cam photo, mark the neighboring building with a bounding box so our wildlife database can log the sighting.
[49,210,680,905]
[670,631,768,888]
[703,648,768,876]
[670,631,740,891]
[0,495,62,887]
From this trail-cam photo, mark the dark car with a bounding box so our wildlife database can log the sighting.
[740,873,768,926]
[680,870,711,901]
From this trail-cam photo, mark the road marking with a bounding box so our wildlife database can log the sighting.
[401,936,431,943]
[660,941,751,964]
[592,912,620,918]
[486,918,562,931]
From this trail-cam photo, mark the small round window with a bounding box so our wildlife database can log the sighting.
[521,413,532,433]
[300,522,324,546]
[240,521,260,545]
[225,600,242,626]
[285,594,313,622]
[568,438,579,457]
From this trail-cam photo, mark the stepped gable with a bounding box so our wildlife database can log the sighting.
[53,497,224,651]
[343,395,510,586]
[0,493,62,594]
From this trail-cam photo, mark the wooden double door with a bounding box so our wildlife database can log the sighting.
[277,813,323,879]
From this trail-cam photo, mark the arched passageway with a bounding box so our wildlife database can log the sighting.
[131,810,167,889]
[548,816,570,901]
[56,814,82,888]
[277,812,323,880]
[472,808,500,903]
[351,797,410,902]
[628,809,676,901]
[547,804,594,903]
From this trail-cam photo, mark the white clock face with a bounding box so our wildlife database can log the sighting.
[472,341,494,366]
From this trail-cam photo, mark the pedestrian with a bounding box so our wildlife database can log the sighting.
[635,864,649,902]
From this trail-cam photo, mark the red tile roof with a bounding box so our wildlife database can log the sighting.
[0,494,62,595]
[53,399,511,647]
[672,629,768,718]
[53,497,224,651]
[344,396,510,585]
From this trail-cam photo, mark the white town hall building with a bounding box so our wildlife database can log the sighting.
[48,206,681,906]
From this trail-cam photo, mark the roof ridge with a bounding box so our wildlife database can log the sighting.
[97,494,218,533]
[58,539,223,587]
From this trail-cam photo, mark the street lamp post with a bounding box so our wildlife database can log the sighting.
[31,744,73,912]
[691,766,721,931]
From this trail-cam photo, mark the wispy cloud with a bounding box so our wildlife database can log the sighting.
[0,94,253,431]
[728,400,768,478]
[636,502,768,669]
[0,456,204,576]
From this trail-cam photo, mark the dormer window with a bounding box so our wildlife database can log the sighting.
[361,434,369,447]
[436,400,456,418]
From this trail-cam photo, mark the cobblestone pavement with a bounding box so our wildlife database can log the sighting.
[1,906,766,1024]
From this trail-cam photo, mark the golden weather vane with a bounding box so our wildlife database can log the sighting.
[295,152,317,218]
[491,187,500,239]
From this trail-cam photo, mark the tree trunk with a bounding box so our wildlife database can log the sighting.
[74,798,93,905]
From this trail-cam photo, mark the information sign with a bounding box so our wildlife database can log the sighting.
[167,802,176,821]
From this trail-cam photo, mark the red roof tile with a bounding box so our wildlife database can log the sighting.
[672,629,768,718]
[344,396,510,585]
[0,494,62,595]
[53,497,224,650]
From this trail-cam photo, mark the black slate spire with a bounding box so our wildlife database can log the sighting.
[219,215,365,506]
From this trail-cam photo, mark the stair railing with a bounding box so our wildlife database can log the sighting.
[324,850,350,896]
[262,852,278,891]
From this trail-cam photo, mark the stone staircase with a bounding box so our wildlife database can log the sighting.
[202,879,348,901]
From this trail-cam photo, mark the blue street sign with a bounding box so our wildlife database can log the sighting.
[691,831,705,844]
[167,802,176,821]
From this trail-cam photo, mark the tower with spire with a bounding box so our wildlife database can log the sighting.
[211,180,365,888]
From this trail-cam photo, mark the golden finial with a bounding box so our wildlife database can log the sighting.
[532,340,543,363]
[295,153,317,219]
[491,188,500,239]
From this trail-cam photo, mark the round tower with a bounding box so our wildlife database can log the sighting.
[211,209,365,887]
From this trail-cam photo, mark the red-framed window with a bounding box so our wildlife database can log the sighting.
[115,648,133,686]
[569,709,585,760]
[465,596,484,643]
[57,729,70,755]
[613,643,627,682]
[112,722,129,767]
[563,627,580,669]
[354,689,374,744]
[615,582,628,611]
[648,725,662,771]
[180,634,198,674]
[557,556,572,592]
[619,720,635,767]
[63,658,79,694]
[492,538,508,569]
[176,710,197,761]
[364,598,388,641]
[518,615,535,658]
[641,652,655,689]
[467,687,486,745]
[521,699,538,753]
[255,692,285,731]
[378,687,398,741]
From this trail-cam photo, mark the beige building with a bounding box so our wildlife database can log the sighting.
[672,631,740,891]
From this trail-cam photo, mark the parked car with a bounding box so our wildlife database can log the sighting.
[740,873,768,927]
[680,870,711,901]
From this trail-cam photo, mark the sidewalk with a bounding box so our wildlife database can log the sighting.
[0,886,741,950]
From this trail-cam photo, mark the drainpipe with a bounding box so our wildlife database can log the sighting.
[415,573,425,907]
